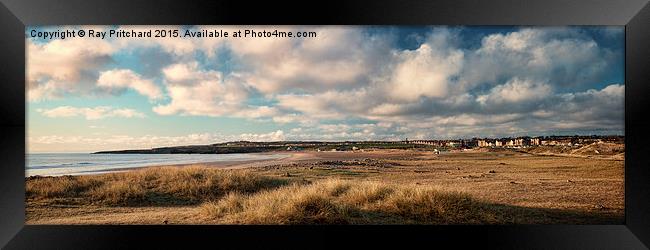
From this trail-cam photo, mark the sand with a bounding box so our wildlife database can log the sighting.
[26,148,624,224]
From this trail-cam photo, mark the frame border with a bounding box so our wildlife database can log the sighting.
[1,0,649,249]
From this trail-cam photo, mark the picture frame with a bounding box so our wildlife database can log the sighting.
[1,0,649,248]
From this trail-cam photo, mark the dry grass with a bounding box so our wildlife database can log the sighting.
[199,179,614,225]
[26,167,290,206]
[250,151,624,212]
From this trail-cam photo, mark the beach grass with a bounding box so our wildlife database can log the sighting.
[200,179,492,224]
[26,166,292,206]
[198,178,620,225]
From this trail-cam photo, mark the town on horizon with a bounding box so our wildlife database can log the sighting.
[92,134,623,154]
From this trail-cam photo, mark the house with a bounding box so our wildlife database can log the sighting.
[515,138,525,146]
[530,138,540,146]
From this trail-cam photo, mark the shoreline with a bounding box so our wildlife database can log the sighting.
[26,149,428,177]
[26,152,295,177]
[90,149,417,172]
[26,146,623,178]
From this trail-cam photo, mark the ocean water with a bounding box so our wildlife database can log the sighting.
[26,153,290,177]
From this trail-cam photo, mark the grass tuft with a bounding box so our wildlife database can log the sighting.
[200,179,500,224]
[26,167,290,206]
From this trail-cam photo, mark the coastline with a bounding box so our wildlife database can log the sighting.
[32,149,425,177]
[26,152,294,177]
[97,151,305,173]
[26,145,623,177]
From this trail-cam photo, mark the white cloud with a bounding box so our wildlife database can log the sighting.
[38,106,145,120]
[233,27,390,94]
[28,130,287,152]
[154,61,280,119]
[369,103,406,116]
[476,78,552,105]
[97,69,163,100]
[27,36,115,101]
[161,61,204,83]
[239,130,285,141]
[272,113,305,124]
[155,62,243,115]
[386,30,464,102]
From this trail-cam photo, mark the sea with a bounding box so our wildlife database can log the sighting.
[26,153,290,177]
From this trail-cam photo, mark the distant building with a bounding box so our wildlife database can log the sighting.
[286,146,303,151]
[541,139,572,146]
[530,138,540,146]
[514,138,525,146]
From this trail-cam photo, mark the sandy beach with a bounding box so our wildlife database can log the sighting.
[25,147,624,225]
[106,150,416,171]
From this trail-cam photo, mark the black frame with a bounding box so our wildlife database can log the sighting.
[1,0,649,249]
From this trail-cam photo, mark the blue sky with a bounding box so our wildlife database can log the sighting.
[26,26,624,153]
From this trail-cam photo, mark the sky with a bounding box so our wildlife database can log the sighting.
[26,26,625,153]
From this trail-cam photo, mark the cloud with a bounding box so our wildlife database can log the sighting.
[38,106,145,120]
[279,122,403,141]
[386,29,464,102]
[27,36,115,101]
[476,78,552,105]
[28,130,287,152]
[97,69,163,100]
[239,130,285,141]
[153,61,276,118]
[232,27,392,94]
[460,28,615,91]
[545,84,624,124]
[28,134,222,152]
[272,113,307,124]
